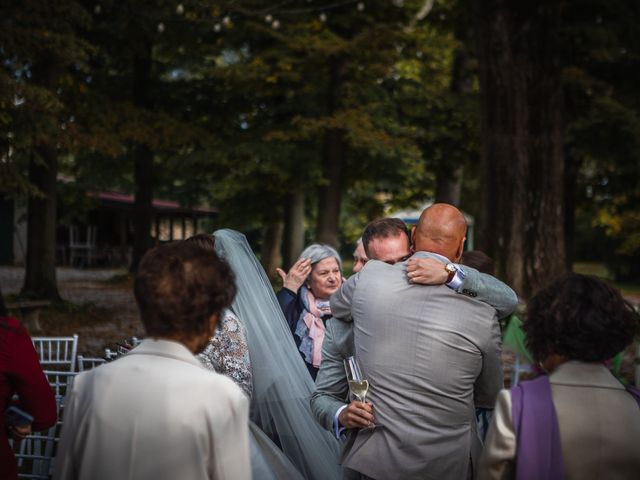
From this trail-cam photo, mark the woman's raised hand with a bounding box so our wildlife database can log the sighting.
[276,258,312,292]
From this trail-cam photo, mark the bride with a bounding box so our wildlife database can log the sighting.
[197,230,342,480]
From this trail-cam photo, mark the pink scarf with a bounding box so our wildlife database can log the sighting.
[303,290,328,368]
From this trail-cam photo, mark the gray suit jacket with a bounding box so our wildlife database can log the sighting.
[330,252,503,480]
[312,265,514,438]
[311,317,355,432]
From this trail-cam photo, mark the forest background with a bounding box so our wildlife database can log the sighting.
[1,0,639,309]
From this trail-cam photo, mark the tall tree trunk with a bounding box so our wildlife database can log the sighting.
[316,57,346,247]
[434,166,463,206]
[475,0,567,298]
[260,221,284,280]
[22,57,62,301]
[434,51,474,206]
[282,192,305,269]
[130,42,153,272]
[564,155,580,271]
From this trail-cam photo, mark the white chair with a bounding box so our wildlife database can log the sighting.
[68,225,97,267]
[77,355,107,372]
[15,374,76,479]
[31,335,79,372]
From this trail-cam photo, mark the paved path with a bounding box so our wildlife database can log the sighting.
[1,266,143,356]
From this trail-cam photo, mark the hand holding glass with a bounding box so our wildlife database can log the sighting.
[344,356,369,403]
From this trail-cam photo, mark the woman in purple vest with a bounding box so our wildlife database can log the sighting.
[479,273,640,480]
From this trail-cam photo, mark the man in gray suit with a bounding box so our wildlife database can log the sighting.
[312,217,516,440]
[329,205,505,479]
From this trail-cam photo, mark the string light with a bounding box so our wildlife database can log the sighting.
[222,16,231,27]
[272,19,281,29]
[319,12,327,22]
[357,2,365,11]
[94,4,101,14]
[213,23,221,32]
[157,22,165,33]
[265,14,273,23]
[176,4,184,15]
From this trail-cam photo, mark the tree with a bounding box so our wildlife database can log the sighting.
[475,0,567,298]
[561,0,640,279]
[0,1,92,300]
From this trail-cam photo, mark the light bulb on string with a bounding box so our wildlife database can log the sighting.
[265,14,273,23]
[357,2,365,11]
[272,19,280,29]
[319,12,327,22]
[213,23,221,32]
[157,22,165,33]
[94,4,101,14]
[176,4,184,15]
[222,16,231,27]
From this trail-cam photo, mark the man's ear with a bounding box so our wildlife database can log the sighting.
[455,237,466,263]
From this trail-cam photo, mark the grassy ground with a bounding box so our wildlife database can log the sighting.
[573,262,640,299]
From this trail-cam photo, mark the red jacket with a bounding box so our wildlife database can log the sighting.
[0,317,57,480]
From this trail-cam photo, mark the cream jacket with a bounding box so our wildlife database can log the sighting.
[53,339,250,480]
[480,361,640,480]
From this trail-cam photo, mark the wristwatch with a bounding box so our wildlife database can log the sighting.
[444,263,457,283]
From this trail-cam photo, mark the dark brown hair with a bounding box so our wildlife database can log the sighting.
[461,250,495,276]
[134,241,236,337]
[362,218,409,258]
[524,273,639,363]
[185,233,215,252]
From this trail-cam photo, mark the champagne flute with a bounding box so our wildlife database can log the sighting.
[344,356,369,403]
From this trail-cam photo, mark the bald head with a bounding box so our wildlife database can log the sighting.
[412,203,467,262]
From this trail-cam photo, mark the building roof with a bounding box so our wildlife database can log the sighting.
[87,191,218,215]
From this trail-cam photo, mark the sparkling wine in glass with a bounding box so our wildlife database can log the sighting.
[344,356,369,403]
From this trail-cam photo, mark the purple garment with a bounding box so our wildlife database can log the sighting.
[511,376,564,480]
[512,375,640,480]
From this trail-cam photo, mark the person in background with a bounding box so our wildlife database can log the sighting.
[479,274,640,480]
[185,233,305,480]
[276,244,343,380]
[54,241,250,480]
[351,238,369,274]
[1,314,57,480]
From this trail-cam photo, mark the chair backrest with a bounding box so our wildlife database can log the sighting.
[31,335,79,372]
[15,373,77,479]
[76,355,107,372]
[68,225,97,248]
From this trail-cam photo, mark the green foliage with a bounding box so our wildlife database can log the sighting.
[562,0,640,279]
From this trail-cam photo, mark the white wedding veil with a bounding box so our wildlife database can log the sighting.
[214,229,342,480]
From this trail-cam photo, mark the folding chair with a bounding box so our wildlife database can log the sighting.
[76,355,107,372]
[31,335,79,372]
[15,373,76,479]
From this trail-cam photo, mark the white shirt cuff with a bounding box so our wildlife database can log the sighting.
[445,264,465,290]
[333,404,348,438]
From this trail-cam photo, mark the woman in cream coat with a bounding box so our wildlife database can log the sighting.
[480,274,640,480]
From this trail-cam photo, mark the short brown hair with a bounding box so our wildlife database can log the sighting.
[461,250,494,275]
[134,241,236,337]
[362,218,408,258]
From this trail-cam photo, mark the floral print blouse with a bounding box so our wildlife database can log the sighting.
[198,310,253,399]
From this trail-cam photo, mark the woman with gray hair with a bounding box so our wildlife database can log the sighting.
[276,244,343,379]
